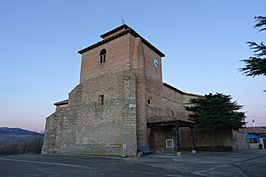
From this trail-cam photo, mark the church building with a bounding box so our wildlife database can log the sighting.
[42,24,200,156]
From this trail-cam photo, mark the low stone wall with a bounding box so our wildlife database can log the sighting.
[195,129,233,151]
[194,129,249,152]
[232,130,250,151]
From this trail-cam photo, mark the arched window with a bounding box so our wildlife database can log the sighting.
[99,49,106,64]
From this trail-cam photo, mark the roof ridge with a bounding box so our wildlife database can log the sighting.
[100,24,130,39]
[163,83,202,97]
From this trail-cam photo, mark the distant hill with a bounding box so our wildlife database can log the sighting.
[0,127,43,144]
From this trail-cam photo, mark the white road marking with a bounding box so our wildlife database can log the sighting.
[0,157,96,170]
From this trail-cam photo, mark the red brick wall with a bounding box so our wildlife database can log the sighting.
[80,34,131,82]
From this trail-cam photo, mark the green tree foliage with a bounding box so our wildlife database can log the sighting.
[240,16,266,77]
[185,93,246,131]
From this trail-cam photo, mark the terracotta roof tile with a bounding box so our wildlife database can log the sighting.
[246,127,266,134]
[147,116,195,127]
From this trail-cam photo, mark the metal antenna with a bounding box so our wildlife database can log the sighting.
[122,19,125,25]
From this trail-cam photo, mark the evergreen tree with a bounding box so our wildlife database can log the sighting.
[240,16,266,77]
[185,93,246,131]
[185,93,246,150]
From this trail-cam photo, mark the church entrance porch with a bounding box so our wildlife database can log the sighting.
[147,117,196,155]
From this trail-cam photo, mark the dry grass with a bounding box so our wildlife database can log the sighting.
[0,136,43,155]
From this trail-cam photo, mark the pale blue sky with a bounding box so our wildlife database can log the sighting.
[0,0,265,132]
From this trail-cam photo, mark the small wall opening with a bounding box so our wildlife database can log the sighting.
[99,95,104,105]
[147,98,151,104]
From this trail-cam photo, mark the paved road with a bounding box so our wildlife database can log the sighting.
[1,150,266,177]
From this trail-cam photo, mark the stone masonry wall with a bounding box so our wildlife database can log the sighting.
[232,130,249,151]
[57,67,137,156]
[195,129,233,151]
[42,114,56,153]
[42,104,67,153]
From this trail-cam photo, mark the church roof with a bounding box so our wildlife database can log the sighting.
[147,116,195,127]
[163,83,202,97]
[246,127,266,134]
[100,24,130,39]
[78,24,165,57]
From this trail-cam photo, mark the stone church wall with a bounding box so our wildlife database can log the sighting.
[147,86,200,151]
[42,104,66,153]
[161,86,185,118]
[43,67,137,156]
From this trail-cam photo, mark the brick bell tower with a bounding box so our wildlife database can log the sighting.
[78,24,165,150]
